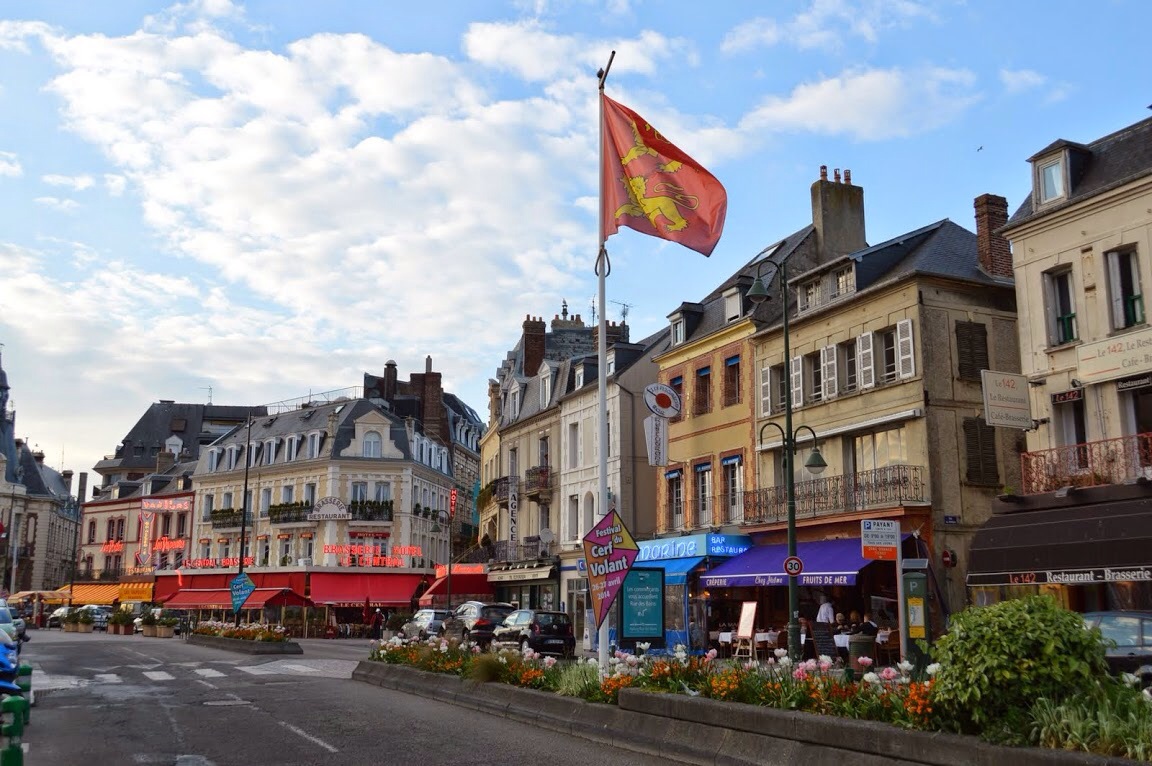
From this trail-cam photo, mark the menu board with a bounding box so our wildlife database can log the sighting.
[812,622,838,658]
[621,567,664,641]
[737,601,757,639]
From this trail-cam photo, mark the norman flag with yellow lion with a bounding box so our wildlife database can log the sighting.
[600,92,727,257]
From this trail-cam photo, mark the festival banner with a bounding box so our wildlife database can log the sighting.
[582,510,639,629]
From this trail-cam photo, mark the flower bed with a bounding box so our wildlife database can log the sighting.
[368,596,1152,760]
[193,621,290,643]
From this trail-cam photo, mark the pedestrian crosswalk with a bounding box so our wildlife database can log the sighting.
[34,658,357,691]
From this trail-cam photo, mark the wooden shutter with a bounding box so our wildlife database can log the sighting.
[956,321,989,381]
[857,333,875,389]
[821,345,838,399]
[963,417,999,485]
[1107,252,1125,329]
[896,319,916,379]
[760,362,773,416]
[790,355,804,408]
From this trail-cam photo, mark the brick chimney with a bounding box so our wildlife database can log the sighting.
[522,315,547,376]
[78,471,88,501]
[811,165,866,260]
[156,450,176,474]
[383,360,398,401]
[62,469,74,494]
[592,320,629,347]
[420,356,445,442]
[974,194,1013,279]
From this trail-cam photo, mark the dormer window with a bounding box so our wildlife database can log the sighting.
[509,385,520,419]
[575,367,584,388]
[1038,157,1065,203]
[606,351,615,375]
[723,288,742,323]
[540,370,551,408]
[670,317,685,345]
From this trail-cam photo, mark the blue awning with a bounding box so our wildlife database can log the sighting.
[636,556,706,586]
[700,538,878,588]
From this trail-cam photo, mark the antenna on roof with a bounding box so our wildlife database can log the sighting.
[200,386,213,404]
[589,296,597,324]
[609,300,633,323]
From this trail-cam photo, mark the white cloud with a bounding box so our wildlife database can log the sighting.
[999,68,1046,93]
[0,151,21,177]
[0,20,55,52]
[104,174,127,196]
[33,196,79,211]
[42,173,96,191]
[722,0,936,53]
[742,66,980,140]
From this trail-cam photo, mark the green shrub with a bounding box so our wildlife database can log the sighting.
[64,610,80,624]
[554,661,600,698]
[140,611,158,626]
[1031,680,1152,761]
[932,595,1108,744]
[77,610,94,624]
[466,652,507,684]
[108,610,134,626]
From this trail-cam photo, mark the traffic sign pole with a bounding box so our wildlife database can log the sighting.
[896,540,906,662]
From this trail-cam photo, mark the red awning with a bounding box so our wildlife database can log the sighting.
[309,573,426,607]
[161,588,310,610]
[418,573,493,606]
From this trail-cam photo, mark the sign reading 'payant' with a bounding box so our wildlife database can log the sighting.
[582,510,638,629]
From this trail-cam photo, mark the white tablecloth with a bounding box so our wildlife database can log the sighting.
[876,630,890,645]
[718,631,733,644]
[833,634,849,649]
[755,631,778,645]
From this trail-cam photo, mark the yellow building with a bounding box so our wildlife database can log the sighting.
[659,168,1019,624]
[969,116,1152,613]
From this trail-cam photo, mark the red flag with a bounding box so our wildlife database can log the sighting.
[600,93,727,256]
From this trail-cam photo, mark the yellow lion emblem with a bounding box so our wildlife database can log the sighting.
[620,119,683,173]
[614,175,700,233]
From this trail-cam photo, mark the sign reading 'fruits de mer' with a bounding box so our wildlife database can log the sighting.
[582,510,638,629]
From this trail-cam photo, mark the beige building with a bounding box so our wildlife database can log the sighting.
[969,116,1152,613]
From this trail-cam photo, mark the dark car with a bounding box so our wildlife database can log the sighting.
[398,609,450,640]
[441,601,515,648]
[1083,610,1152,687]
[491,609,575,657]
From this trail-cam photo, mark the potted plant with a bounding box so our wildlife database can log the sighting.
[64,609,80,633]
[140,610,158,637]
[77,609,95,633]
[109,610,133,635]
[155,616,178,639]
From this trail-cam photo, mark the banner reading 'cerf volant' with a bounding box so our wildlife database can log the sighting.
[582,510,638,629]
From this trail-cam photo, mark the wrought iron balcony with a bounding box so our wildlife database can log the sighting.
[349,500,393,521]
[210,509,253,529]
[268,503,314,524]
[524,466,553,500]
[1020,432,1152,494]
[492,476,518,506]
[741,464,928,525]
[466,537,556,563]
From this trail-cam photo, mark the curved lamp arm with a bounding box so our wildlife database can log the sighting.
[792,425,827,475]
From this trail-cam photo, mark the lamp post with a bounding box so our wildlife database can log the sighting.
[747,256,828,661]
[235,415,253,627]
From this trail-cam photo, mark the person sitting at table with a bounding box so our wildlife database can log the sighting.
[848,610,862,632]
[834,613,850,634]
[851,611,879,637]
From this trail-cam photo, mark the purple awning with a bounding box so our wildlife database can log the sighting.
[700,537,879,588]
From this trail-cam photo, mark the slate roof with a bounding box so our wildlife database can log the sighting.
[1006,115,1152,229]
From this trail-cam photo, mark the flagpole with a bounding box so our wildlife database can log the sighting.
[596,50,615,676]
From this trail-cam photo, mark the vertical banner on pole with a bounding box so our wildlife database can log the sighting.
[582,511,638,628]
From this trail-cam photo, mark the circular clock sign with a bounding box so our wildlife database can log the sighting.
[644,383,682,418]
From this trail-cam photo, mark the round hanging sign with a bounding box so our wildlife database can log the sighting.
[644,383,682,418]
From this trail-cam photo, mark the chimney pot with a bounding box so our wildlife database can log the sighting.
[819,165,827,181]
[834,168,841,183]
[844,169,852,185]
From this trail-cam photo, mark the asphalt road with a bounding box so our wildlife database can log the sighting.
[24,629,672,766]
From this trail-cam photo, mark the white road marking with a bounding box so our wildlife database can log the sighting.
[194,668,226,678]
[195,679,217,690]
[236,665,277,675]
[143,671,175,681]
[94,674,122,684]
[277,721,338,754]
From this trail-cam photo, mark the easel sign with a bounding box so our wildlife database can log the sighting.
[737,601,757,639]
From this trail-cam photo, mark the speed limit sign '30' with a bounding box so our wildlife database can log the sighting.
[783,556,803,577]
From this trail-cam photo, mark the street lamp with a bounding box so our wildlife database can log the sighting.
[747,255,828,661]
[235,415,253,627]
[432,510,452,612]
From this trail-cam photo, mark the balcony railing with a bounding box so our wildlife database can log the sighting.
[1021,432,1152,494]
[269,504,314,524]
[493,476,517,506]
[210,509,253,529]
[464,537,556,563]
[740,464,928,525]
[97,568,123,581]
[524,466,553,498]
[350,500,394,522]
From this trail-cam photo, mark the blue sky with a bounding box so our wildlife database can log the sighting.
[1,0,1149,485]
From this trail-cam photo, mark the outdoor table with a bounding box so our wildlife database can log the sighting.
[833,633,849,649]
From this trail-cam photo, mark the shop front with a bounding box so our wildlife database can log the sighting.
[418,564,492,608]
[631,533,751,650]
[967,485,1152,612]
[487,562,558,611]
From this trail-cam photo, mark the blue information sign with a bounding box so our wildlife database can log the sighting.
[620,567,664,641]
[229,573,256,612]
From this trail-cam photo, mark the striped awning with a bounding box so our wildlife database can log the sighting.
[118,582,155,602]
[60,583,122,605]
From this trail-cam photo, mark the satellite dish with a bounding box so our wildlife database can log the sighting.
[538,528,555,544]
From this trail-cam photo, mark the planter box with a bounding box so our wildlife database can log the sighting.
[140,624,157,637]
[154,625,175,638]
[77,623,94,633]
[187,634,303,655]
[63,623,77,633]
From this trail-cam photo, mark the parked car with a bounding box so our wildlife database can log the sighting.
[0,607,19,640]
[491,609,575,657]
[78,605,112,631]
[441,601,515,648]
[398,609,450,640]
[1083,610,1152,687]
[48,606,71,629]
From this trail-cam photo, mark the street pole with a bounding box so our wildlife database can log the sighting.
[779,259,801,663]
[235,416,253,626]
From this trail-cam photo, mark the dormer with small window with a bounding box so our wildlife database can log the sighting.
[1028,140,1090,210]
[723,287,743,323]
[539,364,553,408]
[797,263,856,315]
[574,365,585,389]
[508,382,521,420]
[667,302,704,347]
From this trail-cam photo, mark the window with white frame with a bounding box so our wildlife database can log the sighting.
[207,449,219,472]
[724,289,742,322]
[1044,269,1078,345]
[226,446,239,470]
[607,352,615,375]
[671,318,685,345]
[281,485,294,504]
[280,537,292,563]
[799,279,820,313]
[351,481,368,502]
[722,457,743,523]
[286,436,299,462]
[1056,397,1088,469]
[540,370,551,408]
[363,431,382,458]
[568,422,579,469]
[574,366,584,388]
[832,266,854,299]
[201,542,211,559]
[304,483,316,505]
[374,482,391,502]
[509,385,520,419]
[222,491,233,510]
[247,442,259,468]
[1107,249,1144,330]
[803,352,823,403]
[567,495,579,541]
[838,339,858,393]
[694,464,712,527]
[263,439,277,465]
[260,487,272,516]
[1038,157,1065,203]
[307,432,321,458]
[666,471,683,530]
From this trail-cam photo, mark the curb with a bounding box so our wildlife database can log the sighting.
[352,661,1134,766]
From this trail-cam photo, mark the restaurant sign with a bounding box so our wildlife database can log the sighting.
[967,566,1152,587]
[184,557,255,569]
[1077,325,1152,385]
[309,497,351,521]
[636,533,751,563]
